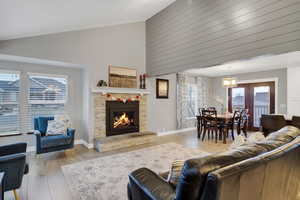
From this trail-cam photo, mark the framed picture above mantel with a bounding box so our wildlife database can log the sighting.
[156,79,169,99]
[109,65,137,88]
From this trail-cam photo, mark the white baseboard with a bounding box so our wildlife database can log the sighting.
[26,139,94,153]
[75,139,94,149]
[157,127,196,136]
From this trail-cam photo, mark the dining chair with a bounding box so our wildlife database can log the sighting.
[228,110,243,140]
[201,109,220,142]
[197,108,205,139]
[240,111,249,137]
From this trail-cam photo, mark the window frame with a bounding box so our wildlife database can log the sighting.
[0,70,69,136]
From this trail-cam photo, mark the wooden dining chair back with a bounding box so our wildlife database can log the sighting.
[202,109,217,119]
[197,108,206,139]
[201,109,219,141]
[240,111,249,137]
[232,110,243,124]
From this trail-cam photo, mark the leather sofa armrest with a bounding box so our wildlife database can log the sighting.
[0,143,27,157]
[128,168,175,200]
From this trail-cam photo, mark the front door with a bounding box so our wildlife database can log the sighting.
[228,82,275,130]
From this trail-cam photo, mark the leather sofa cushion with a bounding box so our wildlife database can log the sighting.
[41,135,72,149]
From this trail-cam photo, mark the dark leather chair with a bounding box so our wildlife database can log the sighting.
[34,117,75,154]
[292,116,300,129]
[128,126,300,200]
[261,114,287,136]
[0,143,29,200]
[0,172,4,200]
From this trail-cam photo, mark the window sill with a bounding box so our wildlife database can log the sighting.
[0,132,22,137]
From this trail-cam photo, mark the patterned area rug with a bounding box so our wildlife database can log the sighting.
[62,143,207,200]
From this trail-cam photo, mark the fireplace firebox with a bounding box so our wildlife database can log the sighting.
[106,101,139,137]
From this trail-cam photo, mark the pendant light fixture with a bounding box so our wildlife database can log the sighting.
[223,77,238,88]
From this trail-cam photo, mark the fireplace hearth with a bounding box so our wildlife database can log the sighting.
[106,101,139,137]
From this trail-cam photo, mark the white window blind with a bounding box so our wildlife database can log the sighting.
[0,71,20,135]
[27,73,68,131]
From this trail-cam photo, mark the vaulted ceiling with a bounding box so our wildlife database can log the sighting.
[0,0,175,40]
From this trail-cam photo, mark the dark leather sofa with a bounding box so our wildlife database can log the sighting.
[34,117,75,154]
[128,126,300,200]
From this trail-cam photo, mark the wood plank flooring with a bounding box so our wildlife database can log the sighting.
[4,130,233,200]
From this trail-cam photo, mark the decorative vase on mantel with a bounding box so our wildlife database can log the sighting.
[139,74,147,89]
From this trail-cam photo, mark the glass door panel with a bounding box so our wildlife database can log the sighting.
[253,86,270,127]
[231,88,245,111]
[228,81,275,130]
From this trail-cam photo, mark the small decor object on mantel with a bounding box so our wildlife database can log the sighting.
[109,65,137,88]
[97,80,108,87]
[139,73,147,89]
[156,79,169,99]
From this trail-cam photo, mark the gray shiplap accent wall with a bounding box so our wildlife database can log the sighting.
[146,0,300,75]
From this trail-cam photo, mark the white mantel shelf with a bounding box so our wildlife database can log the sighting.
[92,87,150,94]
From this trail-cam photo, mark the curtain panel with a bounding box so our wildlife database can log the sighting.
[176,73,212,129]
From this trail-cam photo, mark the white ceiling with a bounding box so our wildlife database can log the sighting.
[184,51,300,77]
[0,0,175,40]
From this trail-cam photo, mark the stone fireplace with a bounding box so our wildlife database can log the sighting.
[93,91,148,139]
[106,101,139,137]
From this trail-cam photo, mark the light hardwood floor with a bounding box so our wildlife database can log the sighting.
[4,130,233,200]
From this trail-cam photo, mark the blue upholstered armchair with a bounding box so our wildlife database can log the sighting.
[34,117,75,154]
[0,143,29,200]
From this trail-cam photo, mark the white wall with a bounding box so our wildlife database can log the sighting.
[0,22,146,143]
[147,74,177,133]
[287,67,300,116]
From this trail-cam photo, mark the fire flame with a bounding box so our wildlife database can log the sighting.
[113,113,132,128]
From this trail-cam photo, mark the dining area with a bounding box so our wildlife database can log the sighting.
[196,107,249,144]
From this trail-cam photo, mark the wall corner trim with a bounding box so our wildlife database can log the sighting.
[75,139,94,149]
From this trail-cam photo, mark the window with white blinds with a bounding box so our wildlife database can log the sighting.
[0,71,20,135]
[28,73,67,130]
[0,71,68,135]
